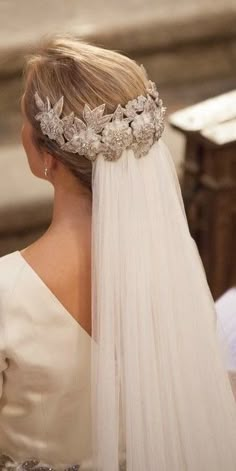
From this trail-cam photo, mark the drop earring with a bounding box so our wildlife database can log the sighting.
[44,167,48,177]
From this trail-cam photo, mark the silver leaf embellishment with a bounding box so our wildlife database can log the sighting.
[34,92,46,112]
[53,96,64,117]
[33,79,166,161]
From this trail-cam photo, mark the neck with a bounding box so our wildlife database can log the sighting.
[47,179,92,244]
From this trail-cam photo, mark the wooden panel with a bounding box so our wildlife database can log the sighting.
[169,93,236,298]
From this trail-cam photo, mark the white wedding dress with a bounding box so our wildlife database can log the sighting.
[0,250,94,470]
[0,246,235,470]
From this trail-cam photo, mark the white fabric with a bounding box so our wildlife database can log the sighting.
[215,287,236,371]
[0,250,93,470]
[91,138,236,471]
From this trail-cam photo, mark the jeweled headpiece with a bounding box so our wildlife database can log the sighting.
[34,68,166,161]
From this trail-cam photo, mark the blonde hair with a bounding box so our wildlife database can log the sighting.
[22,33,149,191]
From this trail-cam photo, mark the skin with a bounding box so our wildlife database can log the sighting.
[20,95,92,338]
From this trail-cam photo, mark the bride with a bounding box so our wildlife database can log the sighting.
[0,33,236,471]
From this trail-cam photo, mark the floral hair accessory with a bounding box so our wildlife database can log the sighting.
[34,67,166,161]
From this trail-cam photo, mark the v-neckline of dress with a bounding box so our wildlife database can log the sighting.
[15,250,92,342]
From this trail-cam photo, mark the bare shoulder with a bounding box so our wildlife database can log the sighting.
[20,235,91,285]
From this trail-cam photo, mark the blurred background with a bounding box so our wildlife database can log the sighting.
[0,0,235,300]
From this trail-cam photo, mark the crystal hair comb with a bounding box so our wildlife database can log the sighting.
[34,67,166,162]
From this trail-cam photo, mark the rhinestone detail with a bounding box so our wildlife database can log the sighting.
[34,66,166,162]
[0,453,127,471]
[0,453,80,471]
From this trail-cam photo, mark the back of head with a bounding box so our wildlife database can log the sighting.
[22,33,149,191]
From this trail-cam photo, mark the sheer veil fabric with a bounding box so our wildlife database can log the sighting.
[90,138,236,471]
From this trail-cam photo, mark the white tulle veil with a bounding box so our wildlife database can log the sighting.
[90,138,236,471]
